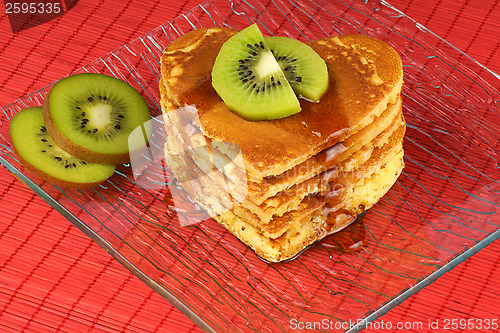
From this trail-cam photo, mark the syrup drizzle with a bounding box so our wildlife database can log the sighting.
[163,190,176,211]
[256,213,367,264]
[165,184,367,262]
[315,212,366,253]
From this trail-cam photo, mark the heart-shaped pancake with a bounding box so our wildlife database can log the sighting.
[160,27,405,262]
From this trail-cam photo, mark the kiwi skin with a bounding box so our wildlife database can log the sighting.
[43,96,130,165]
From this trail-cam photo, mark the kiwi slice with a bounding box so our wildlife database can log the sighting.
[10,107,116,188]
[211,24,301,121]
[43,73,151,164]
[265,36,329,102]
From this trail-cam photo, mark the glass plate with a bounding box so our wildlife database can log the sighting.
[1,0,499,332]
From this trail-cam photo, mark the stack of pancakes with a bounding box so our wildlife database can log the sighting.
[159,27,405,262]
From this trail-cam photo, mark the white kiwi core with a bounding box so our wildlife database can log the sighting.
[256,51,283,78]
[89,103,113,129]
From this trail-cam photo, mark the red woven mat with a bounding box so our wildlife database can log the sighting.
[0,0,498,332]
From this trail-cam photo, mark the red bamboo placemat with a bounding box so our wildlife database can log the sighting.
[0,0,498,332]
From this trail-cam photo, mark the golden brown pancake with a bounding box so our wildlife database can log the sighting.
[174,117,405,240]
[167,99,404,228]
[161,27,403,178]
[212,149,404,262]
[160,27,405,262]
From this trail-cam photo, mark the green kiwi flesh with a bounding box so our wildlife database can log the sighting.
[265,36,329,102]
[43,73,151,164]
[211,24,301,121]
[10,107,116,188]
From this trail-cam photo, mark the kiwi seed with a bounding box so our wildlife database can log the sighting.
[211,24,301,121]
